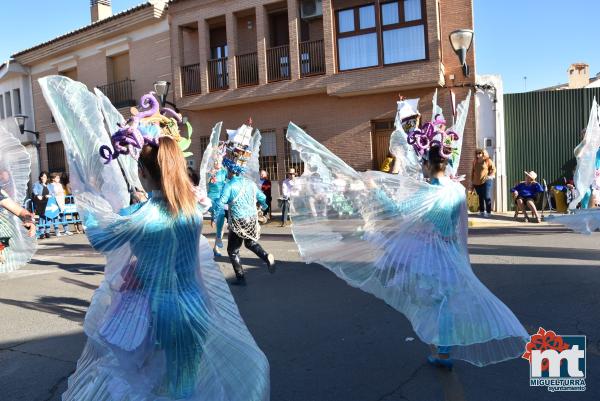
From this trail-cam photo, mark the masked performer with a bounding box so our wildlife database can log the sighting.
[0,120,36,272]
[214,122,275,284]
[285,93,528,370]
[552,99,600,232]
[40,76,269,401]
[206,138,228,256]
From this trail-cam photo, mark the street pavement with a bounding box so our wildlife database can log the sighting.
[0,217,599,401]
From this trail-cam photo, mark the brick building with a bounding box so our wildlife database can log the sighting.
[11,0,477,186]
[169,0,477,180]
[12,0,171,173]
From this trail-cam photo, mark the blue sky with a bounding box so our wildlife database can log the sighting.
[1,0,598,93]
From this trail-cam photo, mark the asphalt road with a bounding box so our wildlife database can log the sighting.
[0,219,599,401]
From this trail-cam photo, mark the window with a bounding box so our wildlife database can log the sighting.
[47,141,67,173]
[4,92,12,117]
[198,136,211,161]
[259,129,279,180]
[335,0,426,71]
[13,89,21,115]
[283,127,304,176]
[0,95,4,119]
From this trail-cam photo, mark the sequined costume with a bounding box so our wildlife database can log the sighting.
[285,99,529,367]
[0,119,36,273]
[39,76,269,400]
[208,168,228,240]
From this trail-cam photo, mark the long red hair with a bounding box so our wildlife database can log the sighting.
[139,136,197,216]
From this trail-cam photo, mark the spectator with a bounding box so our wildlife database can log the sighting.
[49,172,73,236]
[379,153,395,173]
[280,168,296,227]
[32,171,51,239]
[61,173,84,234]
[470,149,496,217]
[511,171,543,223]
[259,170,272,219]
[187,167,200,186]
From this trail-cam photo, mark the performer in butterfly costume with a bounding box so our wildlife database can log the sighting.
[286,92,529,369]
[211,122,275,284]
[39,76,269,401]
[0,119,36,272]
[199,122,263,257]
[550,99,600,233]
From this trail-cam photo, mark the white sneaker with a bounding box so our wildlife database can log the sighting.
[56,232,64,237]
[215,238,224,248]
[63,231,74,236]
[479,212,485,217]
[484,212,492,218]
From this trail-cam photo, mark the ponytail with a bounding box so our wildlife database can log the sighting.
[139,136,198,217]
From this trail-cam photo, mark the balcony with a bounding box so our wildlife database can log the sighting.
[266,45,290,82]
[181,63,201,95]
[97,79,135,109]
[208,57,229,91]
[300,39,325,77]
[236,52,259,87]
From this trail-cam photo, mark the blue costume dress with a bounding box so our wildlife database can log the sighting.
[0,119,36,273]
[207,168,228,239]
[39,75,269,400]
[285,122,529,366]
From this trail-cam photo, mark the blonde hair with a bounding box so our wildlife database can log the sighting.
[139,136,197,216]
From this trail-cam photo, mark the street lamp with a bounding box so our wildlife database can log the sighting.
[153,80,182,114]
[15,114,40,146]
[449,29,474,77]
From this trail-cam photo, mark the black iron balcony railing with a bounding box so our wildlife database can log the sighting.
[300,39,325,77]
[181,63,201,95]
[208,57,229,91]
[267,45,291,82]
[236,52,259,87]
[97,79,135,109]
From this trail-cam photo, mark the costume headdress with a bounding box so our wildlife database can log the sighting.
[99,92,193,164]
[222,119,254,174]
[406,115,459,164]
[397,96,421,134]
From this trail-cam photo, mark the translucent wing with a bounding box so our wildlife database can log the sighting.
[39,75,130,214]
[244,129,262,185]
[548,209,600,234]
[0,121,36,273]
[447,90,472,177]
[93,87,143,193]
[390,98,423,179]
[198,122,223,195]
[570,98,600,209]
[431,88,444,122]
[287,123,528,366]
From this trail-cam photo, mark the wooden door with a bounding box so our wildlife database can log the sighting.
[371,120,395,170]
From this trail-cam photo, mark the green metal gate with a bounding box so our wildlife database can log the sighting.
[504,88,600,209]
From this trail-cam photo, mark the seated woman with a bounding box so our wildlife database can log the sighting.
[511,171,543,222]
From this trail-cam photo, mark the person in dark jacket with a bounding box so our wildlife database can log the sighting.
[260,170,272,220]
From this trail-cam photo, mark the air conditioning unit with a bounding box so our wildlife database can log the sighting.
[301,0,323,19]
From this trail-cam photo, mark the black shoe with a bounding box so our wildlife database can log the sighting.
[266,254,276,274]
[44,233,50,239]
[231,275,247,286]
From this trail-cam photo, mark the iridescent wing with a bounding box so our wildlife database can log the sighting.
[39,75,130,214]
[244,129,262,185]
[286,122,528,366]
[446,90,472,177]
[431,88,444,122]
[390,98,423,179]
[93,88,143,193]
[198,122,223,195]
[0,120,36,273]
[569,98,600,209]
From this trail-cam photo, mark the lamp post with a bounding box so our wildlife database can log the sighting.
[15,114,41,175]
[153,81,180,113]
[449,29,474,77]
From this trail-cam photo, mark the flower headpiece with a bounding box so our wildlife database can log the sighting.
[222,118,254,175]
[406,118,459,164]
[99,92,193,164]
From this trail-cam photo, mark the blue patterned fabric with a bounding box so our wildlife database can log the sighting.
[216,176,267,220]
